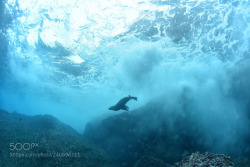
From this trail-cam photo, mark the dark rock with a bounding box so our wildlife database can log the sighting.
[84,92,250,166]
[174,152,234,167]
[84,96,206,166]
[0,110,114,167]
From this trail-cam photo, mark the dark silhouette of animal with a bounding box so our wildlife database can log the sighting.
[109,95,137,111]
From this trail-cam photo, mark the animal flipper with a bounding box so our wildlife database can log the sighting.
[125,105,129,111]
[129,95,137,101]
[131,96,137,101]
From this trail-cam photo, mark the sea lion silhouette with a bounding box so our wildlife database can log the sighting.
[109,95,137,111]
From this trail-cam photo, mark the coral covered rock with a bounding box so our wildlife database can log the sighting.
[174,152,234,167]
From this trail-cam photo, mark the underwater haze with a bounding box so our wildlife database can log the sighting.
[0,0,250,158]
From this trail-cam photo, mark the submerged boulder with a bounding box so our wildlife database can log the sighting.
[174,152,234,167]
[0,110,114,167]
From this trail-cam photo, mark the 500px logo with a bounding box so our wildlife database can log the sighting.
[10,143,39,151]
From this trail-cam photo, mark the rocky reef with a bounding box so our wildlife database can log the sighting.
[84,100,206,166]
[84,96,250,167]
[1,106,249,167]
[0,110,114,167]
[174,152,234,167]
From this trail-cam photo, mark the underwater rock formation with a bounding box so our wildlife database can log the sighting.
[84,98,207,166]
[0,110,114,167]
[174,152,234,167]
[84,95,250,166]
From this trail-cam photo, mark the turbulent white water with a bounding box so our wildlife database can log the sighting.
[1,0,250,134]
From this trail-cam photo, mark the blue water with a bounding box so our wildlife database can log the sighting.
[0,0,250,156]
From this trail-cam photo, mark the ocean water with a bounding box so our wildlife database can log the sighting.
[0,0,250,161]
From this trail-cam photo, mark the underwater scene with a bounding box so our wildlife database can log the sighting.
[0,0,250,166]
